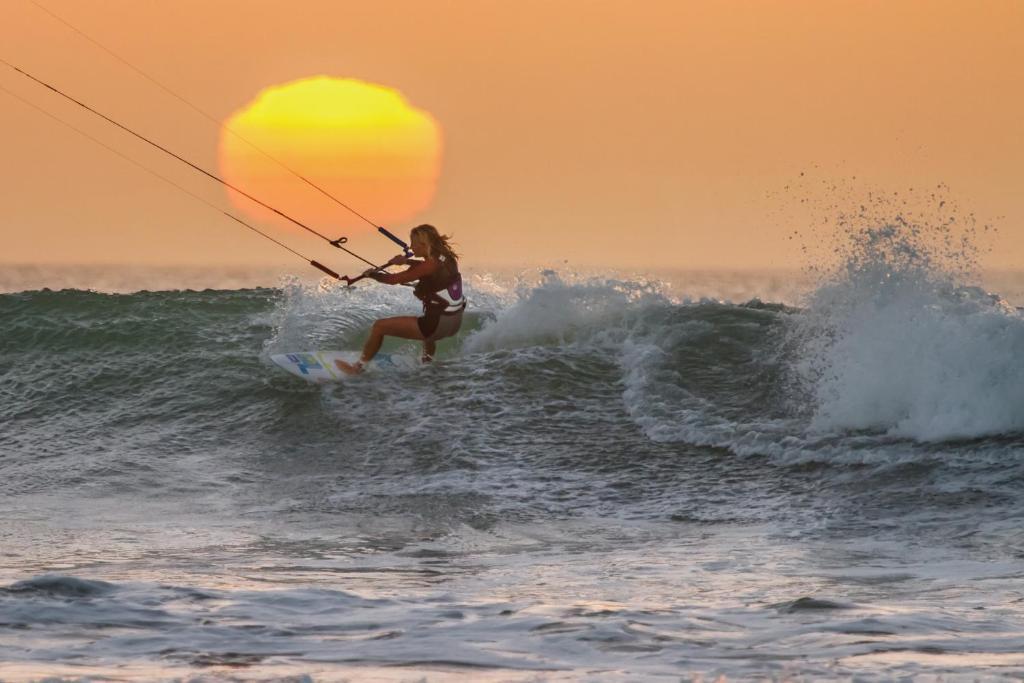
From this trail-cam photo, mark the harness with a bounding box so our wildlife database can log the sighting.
[414,256,466,315]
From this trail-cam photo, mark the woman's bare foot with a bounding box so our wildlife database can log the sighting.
[335,359,364,375]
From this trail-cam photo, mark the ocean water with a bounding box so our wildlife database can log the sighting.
[2,232,1024,681]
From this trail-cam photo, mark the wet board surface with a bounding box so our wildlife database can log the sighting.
[270,351,418,383]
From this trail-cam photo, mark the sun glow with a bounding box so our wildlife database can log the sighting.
[219,77,442,234]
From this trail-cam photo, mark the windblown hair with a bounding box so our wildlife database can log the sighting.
[411,224,459,265]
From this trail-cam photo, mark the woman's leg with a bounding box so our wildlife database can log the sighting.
[336,316,424,375]
[421,310,462,363]
[361,316,425,361]
[422,339,437,362]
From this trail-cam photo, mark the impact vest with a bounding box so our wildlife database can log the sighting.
[413,256,466,314]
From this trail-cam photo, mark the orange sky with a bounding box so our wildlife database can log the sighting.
[1,0,1021,272]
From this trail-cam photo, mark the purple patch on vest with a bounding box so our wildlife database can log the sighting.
[447,274,463,300]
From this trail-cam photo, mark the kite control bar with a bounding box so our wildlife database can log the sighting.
[338,226,417,286]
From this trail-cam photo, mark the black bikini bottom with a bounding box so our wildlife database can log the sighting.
[417,306,465,340]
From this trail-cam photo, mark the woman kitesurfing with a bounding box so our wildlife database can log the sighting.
[335,224,466,375]
[0,58,467,379]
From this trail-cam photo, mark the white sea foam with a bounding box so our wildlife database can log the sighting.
[461,270,670,353]
[262,274,419,356]
[793,223,1024,442]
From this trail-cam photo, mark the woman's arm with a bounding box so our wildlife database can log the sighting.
[372,259,437,285]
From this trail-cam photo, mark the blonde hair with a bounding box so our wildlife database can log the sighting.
[411,224,459,264]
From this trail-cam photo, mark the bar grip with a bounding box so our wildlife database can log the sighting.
[378,226,413,256]
[310,260,340,279]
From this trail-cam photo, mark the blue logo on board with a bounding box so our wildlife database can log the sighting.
[286,353,322,375]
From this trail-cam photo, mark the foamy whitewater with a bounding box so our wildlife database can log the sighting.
[2,221,1024,680]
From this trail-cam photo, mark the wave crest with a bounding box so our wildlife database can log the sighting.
[790,209,1024,441]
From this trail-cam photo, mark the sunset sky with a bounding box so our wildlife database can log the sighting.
[1,0,1021,274]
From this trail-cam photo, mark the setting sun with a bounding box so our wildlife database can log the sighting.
[219,76,442,234]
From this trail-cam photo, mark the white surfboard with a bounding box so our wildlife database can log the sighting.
[270,351,418,383]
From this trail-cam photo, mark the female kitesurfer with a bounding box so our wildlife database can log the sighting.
[336,224,466,375]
